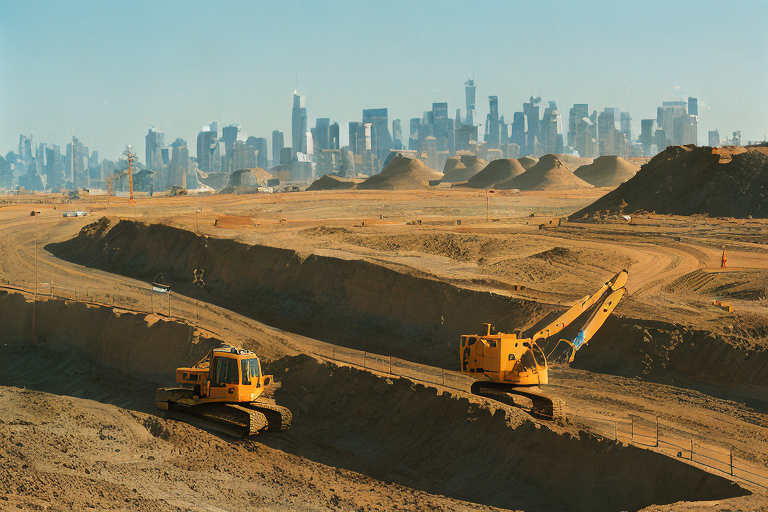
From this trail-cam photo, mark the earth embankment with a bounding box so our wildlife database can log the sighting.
[47,218,768,407]
[263,355,747,512]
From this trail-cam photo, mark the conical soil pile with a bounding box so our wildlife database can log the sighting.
[570,145,768,220]
[518,156,538,170]
[307,174,361,191]
[357,154,443,190]
[574,156,639,188]
[556,154,594,172]
[461,159,526,189]
[440,155,488,182]
[496,154,593,191]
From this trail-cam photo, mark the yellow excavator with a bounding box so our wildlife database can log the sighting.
[156,346,292,435]
[460,270,628,423]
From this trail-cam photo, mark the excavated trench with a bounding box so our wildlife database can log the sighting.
[48,217,768,410]
[0,292,749,511]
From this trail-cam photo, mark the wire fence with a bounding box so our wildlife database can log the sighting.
[1,281,766,491]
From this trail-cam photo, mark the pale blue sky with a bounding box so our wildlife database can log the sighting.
[1,0,765,162]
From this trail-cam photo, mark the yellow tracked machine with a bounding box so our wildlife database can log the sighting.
[460,270,628,423]
[156,346,291,435]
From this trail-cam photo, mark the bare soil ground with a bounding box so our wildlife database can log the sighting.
[1,187,767,511]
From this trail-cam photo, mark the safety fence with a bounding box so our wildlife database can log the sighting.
[1,281,766,491]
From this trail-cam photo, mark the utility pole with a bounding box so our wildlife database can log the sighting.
[32,210,41,344]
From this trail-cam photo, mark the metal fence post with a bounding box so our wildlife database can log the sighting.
[730,448,733,476]
[332,347,335,360]
[655,416,659,448]
[363,352,366,369]
[389,355,392,374]
[631,417,634,442]
[690,438,694,461]
[168,293,171,317]
[441,369,445,386]
[614,421,618,442]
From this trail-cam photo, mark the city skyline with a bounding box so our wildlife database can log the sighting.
[2,0,766,160]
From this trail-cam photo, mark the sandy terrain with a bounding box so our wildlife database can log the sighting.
[1,187,767,511]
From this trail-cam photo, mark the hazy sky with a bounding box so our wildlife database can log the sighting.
[1,0,766,162]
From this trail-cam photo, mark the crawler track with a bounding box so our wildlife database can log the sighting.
[156,388,291,436]
[470,381,566,424]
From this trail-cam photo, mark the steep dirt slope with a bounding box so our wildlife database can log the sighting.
[571,145,768,219]
[518,156,538,169]
[574,156,639,188]
[497,154,593,191]
[358,154,443,190]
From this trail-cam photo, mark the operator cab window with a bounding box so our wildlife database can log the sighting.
[241,358,261,385]
[212,357,239,386]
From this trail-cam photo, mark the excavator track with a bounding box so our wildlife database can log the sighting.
[156,388,288,436]
[471,381,566,425]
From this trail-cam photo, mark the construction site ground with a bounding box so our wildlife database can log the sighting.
[1,188,767,511]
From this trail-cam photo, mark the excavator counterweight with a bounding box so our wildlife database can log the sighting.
[460,270,628,423]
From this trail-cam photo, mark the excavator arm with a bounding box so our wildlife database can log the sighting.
[531,269,629,342]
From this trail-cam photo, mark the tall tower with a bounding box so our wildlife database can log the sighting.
[145,127,164,171]
[292,90,307,156]
[465,79,476,126]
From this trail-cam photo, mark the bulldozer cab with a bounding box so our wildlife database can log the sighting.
[176,347,271,403]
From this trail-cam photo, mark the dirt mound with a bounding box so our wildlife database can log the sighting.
[219,167,272,194]
[518,156,538,169]
[440,154,487,183]
[262,355,746,512]
[306,174,360,191]
[357,154,442,190]
[461,159,526,189]
[556,154,594,172]
[574,156,639,188]
[496,154,594,191]
[570,145,768,219]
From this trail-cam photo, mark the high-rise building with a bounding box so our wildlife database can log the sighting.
[620,112,632,143]
[432,102,453,154]
[598,108,621,156]
[362,108,392,171]
[486,96,500,148]
[329,123,340,150]
[392,119,403,150]
[246,137,268,169]
[640,119,656,156]
[732,131,741,146]
[541,102,563,154]
[271,131,284,165]
[523,97,541,156]
[568,104,589,148]
[688,97,698,117]
[313,118,331,150]
[292,90,308,156]
[169,138,190,188]
[708,129,720,147]
[464,79,476,126]
[145,127,165,171]
[196,123,218,173]
[221,125,240,148]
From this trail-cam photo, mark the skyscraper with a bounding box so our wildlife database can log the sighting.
[313,118,331,150]
[221,125,240,148]
[688,97,698,117]
[362,108,392,171]
[523,97,541,156]
[329,122,340,150]
[465,79,476,126]
[568,104,589,147]
[640,119,656,156]
[271,131,284,165]
[246,136,268,169]
[292,90,308,156]
[486,96,500,148]
[392,119,403,150]
[169,138,190,188]
[145,127,165,171]
[196,123,218,173]
[708,129,720,147]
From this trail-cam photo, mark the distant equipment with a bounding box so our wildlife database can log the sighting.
[151,273,171,293]
[62,211,88,218]
[460,270,628,423]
